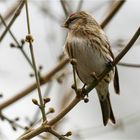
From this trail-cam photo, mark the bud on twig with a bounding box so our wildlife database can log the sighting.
[14,117,20,121]
[32,99,39,105]
[24,126,29,130]
[57,73,65,84]
[39,65,43,71]
[10,43,16,48]
[21,39,25,45]
[84,98,89,103]
[0,93,3,98]
[43,97,51,104]
[71,84,76,90]
[64,131,72,137]
[29,73,34,77]
[25,34,34,43]
[48,107,55,113]
[12,126,17,131]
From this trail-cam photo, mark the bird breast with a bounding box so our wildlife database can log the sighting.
[66,35,109,84]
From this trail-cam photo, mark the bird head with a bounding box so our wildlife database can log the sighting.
[62,11,94,30]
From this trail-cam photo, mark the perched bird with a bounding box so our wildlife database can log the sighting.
[63,11,120,126]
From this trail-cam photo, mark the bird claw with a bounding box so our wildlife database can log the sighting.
[81,84,86,93]
[71,84,76,90]
[82,91,89,103]
[90,72,98,81]
[71,84,80,93]
[70,58,77,65]
[106,60,113,69]
[81,84,89,98]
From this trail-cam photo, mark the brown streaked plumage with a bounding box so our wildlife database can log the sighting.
[63,11,120,126]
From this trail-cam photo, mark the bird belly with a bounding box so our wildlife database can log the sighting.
[73,44,107,84]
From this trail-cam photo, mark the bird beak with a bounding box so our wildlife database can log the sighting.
[61,22,68,28]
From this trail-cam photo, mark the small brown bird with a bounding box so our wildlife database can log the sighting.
[63,11,120,126]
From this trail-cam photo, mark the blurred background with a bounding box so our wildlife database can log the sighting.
[0,0,140,140]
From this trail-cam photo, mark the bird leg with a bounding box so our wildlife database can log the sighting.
[70,58,86,97]
[81,84,86,93]
[70,58,77,65]
[70,58,78,93]
[90,72,98,81]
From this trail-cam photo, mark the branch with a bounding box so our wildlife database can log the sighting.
[25,0,46,122]
[0,13,34,69]
[0,58,69,110]
[0,0,25,42]
[48,128,70,140]
[77,0,84,11]
[18,125,45,140]
[18,27,140,140]
[60,0,69,17]
[101,0,125,28]
[18,96,80,139]
[0,112,25,130]
[48,96,80,126]
[118,62,140,68]
[0,0,22,27]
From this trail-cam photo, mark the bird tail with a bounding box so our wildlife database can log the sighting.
[98,91,116,126]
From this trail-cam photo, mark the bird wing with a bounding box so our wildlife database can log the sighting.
[105,37,120,94]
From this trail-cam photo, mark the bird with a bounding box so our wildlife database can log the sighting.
[63,11,120,126]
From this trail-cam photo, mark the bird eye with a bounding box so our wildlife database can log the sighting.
[69,17,79,23]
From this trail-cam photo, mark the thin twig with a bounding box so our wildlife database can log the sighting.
[113,28,140,64]
[29,43,46,121]
[35,3,61,23]
[90,1,109,14]
[0,58,69,110]
[0,0,22,27]
[0,13,19,45]
[118,62,140,68]
[0,13,34,69]
[25,0,46,121]
[77,0,84,11]
[0,112,25,130]
[30,82,53,126]
[48,96,81,126]
[0,112,47,139]
[48,128,70,140]
[101,0,125,28]
[72,65,78,93]
[18,96,80,140]
[60,0,69,17]
[0,0,25,42]
[18,126,45,140]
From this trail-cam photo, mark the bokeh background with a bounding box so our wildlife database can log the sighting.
[0,0,140,140]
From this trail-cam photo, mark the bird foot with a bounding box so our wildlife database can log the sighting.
[106,60,113,69]
[70,58,77,65]
[71,84,76,90]
[81,84,86,93]
[90,72,98,81]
